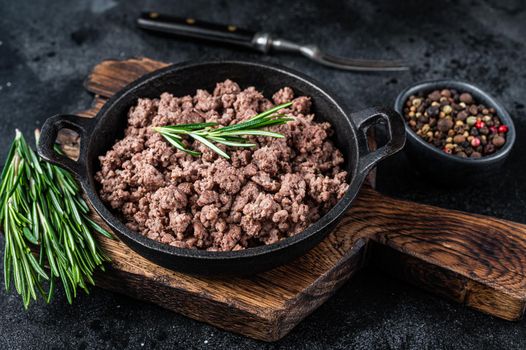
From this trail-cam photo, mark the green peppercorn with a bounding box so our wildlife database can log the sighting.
[466,116,477,126]
[442,105,453,114]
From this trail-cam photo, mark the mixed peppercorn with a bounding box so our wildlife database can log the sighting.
[403,89,508,158]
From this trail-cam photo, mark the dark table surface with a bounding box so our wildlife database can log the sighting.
[1,0,526,348]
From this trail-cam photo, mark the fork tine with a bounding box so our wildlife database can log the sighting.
[321,52,409,70]
[316,53,409,72]
[301,45,409,72]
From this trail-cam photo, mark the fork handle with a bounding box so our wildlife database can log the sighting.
[137,12,264,51]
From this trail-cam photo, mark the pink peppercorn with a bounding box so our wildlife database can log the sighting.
[471,137,481,147]
[475,120,485,129]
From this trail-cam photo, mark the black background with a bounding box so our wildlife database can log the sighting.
[1,0,525,348]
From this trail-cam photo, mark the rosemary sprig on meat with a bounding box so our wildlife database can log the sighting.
[153,102,294,159]
[0,129,112,309]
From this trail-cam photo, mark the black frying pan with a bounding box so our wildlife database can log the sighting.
[37,61,405,276]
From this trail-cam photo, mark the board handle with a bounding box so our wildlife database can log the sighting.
[347,187,526,321]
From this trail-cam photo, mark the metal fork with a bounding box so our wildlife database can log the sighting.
[254,34,408,72]
[137,12,409,72]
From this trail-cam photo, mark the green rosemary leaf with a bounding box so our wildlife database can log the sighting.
[249,102,292,119]
[189,133,230,159]
[215,140,256,148]
[153,127,183,138]
[34,280,48,301]
[74,196,90,214]
[86,218,114,240]
[208,136,256,148]
[159,121,218,131]
[4,232,11,291]
[31,202,39,242]
[64,245,75,276]
[58,264,73,304]
[27,253,48,280]
[48,191,64,216]
[28,147,44,175]
[212,115,276,134]
[248,117,295,129]
[220,135,248,143]
[46,277,55,304]
[42,232,59,278]
[72,264,81,286]
[65,225,76,252]
[12,255,22,294]
[219,130,285,138]
[69,200,83,227]
[0,137,17,184]
[80,225,98,257]
[19,254,37,302]
[22,227,38,245]
[163,134,201,157]
[58,168,79,194]
[4,164,25,203]
[213,103,292,133]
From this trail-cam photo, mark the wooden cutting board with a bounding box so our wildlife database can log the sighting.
[57,57,526,342]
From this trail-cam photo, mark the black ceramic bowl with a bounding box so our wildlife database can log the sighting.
[38,61,405,276]
[394,79,516,183]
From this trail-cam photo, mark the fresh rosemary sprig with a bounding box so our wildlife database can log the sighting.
[0,129,112,309]
[154,102,294,159]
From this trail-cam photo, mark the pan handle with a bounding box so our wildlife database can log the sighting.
[37,114,96,180]
[350,107,406,176]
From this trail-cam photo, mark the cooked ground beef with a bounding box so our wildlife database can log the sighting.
[95,80,349,251]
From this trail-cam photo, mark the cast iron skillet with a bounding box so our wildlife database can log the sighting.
[37,61,405,276]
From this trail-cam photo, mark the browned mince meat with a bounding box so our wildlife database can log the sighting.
[95,80,349,251]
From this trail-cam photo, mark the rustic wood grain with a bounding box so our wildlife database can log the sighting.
[59,57,526,341]
[83,57,169,98]
[351,189,526,320]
